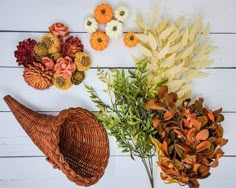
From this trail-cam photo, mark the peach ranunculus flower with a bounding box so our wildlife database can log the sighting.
[54,56,76,79]
[49,22,69,37]
[41,57,55,70]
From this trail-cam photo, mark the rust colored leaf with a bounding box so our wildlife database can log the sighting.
[195,129,209,142]
[183,118,190,128]
[188,178,199,188]
[215,148,224,159]
[174,129,185,139]
[162,141,169,157]
[152,118,160,128]
[183,156,196,165]
[165,168,179,177]
[187,128,196,144]
[197,115,208,127]
[145,99,166,111]
[160,173,173,181]
[217,137,228,147]
[168,92,177,106]
[198,165,210,178]
[213,107,222,116]
[196,140,211,152]
[216,114,224,123]
[158,85,168,99]
[207,111,215,122]
[193,164,201,173]
[211,159,219,168]
[179,176,190,183]
[191,118,201,130]
[164,110,174,121]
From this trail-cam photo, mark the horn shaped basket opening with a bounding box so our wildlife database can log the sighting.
[3,95,110,186]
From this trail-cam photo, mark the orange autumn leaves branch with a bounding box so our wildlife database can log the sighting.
[146,86,228,188]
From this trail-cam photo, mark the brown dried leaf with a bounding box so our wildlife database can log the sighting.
[195,129,209,142]
[191,118,202,130]
[193,164,201,173]
[158,85,168,99]
[196,141,211,152]
[216,114,224,123]
[198,165,210,178]
[145,99,166,111]
[197,116,208,127]
[164,110,174,121]
[213,108,223,116]
[211,159,219,168]
[187,128,196,144]
[188,178,199,188]
[217,137,228,147]
[168,92,178,105]
[174,129,185,139]
[165,168,179,177]
[162,141,169,157]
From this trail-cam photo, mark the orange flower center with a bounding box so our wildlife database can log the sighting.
[101,9,106,14]
[97,38,103,43]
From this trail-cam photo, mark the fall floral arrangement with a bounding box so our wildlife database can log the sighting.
[87,7,228,188]
[84,3,138,50]
[14,22,92,90]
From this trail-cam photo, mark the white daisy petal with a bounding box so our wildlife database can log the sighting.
[84,17,98,33]
[105,20,123,39]
[115,6,129,23]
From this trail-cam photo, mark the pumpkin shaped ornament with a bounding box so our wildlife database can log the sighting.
[90,31,109,51]
[124,32,139,48]
[94,3,113,24]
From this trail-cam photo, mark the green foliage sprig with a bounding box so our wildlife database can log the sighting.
[86,61,165,159]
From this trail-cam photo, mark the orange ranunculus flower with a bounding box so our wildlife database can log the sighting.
[41,57,55,70]
[54,56,76,79]
[49,22,69,37]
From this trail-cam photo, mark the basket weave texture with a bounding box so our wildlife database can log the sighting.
[4,95,110,186]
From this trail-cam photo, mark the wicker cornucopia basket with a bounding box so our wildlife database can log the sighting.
[4,95,109,186]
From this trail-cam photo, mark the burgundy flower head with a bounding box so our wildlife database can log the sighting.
[14,38,37,67]
[61,36,84,57]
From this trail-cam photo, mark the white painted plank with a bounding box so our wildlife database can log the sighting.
[0,156,235,188]
[0,69,235,111]
[0,112,233,157]
[0,32,234,67]
[0,0,236,32]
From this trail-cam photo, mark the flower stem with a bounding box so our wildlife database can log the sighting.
[141,157,155,188]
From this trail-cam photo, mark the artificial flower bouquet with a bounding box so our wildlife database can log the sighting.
[87,6,228,188]
[15,22,92,90]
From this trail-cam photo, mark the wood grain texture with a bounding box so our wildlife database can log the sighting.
[0,0,236,32]
[0,32,235,67]
[0,69,234,111]
[0,157,235,188]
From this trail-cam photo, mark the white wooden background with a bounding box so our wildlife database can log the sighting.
[0,0,235,187]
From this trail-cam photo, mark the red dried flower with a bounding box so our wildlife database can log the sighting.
[14,38,37,67]
[61,36,84,57]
